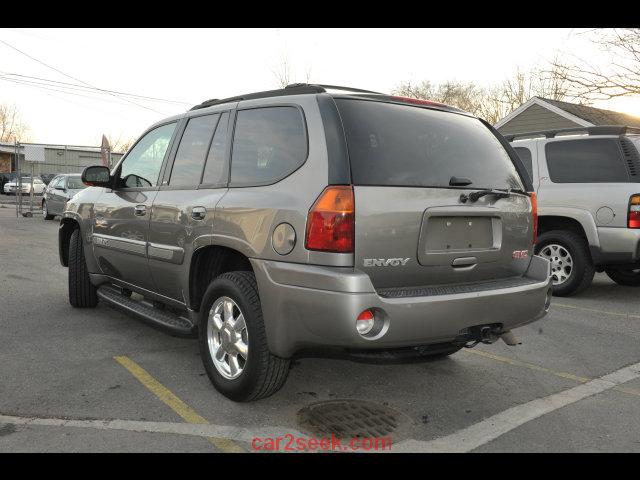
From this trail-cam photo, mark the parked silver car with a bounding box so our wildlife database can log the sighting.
[3,176,46,195]
[43,174,87,220]
[59,84,551,401]
[508,126,640,295]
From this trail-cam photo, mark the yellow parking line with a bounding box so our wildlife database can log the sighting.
[114,355,243,452]
[464,349,590,383]
[553,302,640,320]
[463,349,640,398]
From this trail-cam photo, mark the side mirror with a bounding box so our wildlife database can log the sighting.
[82,165,111,188]
[54,185,65,191]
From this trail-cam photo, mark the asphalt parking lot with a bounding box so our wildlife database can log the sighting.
[1,206,640,453]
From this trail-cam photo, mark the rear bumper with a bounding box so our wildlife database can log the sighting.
[590,227,640,266]
[251,256,552,357]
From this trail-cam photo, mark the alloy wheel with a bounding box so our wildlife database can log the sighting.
[539,243,573,285]
[207,296,248,379]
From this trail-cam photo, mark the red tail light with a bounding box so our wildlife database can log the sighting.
[530,192,538,244]
[629,195,640,228]
[305,186,355,253]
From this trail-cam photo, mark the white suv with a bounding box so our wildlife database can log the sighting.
[508,125,640,296]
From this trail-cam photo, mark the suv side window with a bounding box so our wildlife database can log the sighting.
[545,138,628,183]
[513,147,533,181]
[49,176,61,189]
[230,106,307,186]
[169,114,219,187]
[201,111,229,185]
[118,123,176,188]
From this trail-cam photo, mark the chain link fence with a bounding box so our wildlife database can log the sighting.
[0,141,124,218]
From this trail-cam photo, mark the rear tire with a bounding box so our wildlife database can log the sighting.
[199,271,290,402]
[68,228,98,308]
[42,200,54,220]
[605,267,640,286]
[535,230,595,297]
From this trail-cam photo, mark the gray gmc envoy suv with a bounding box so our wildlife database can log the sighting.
[59,84,552,401]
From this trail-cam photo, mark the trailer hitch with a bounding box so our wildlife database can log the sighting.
[455,324,522,348]
[455,324,504,348]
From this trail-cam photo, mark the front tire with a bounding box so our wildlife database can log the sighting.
[199,271,290,402]
[535,230,595,297]
[68,228,98,308]
[605,267,640,286]
[42,200,54,220]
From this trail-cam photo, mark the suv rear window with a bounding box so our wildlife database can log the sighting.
[513,147,533,181]
[230,106,307,186]
[545,138,628,183]
[335,99,523,190]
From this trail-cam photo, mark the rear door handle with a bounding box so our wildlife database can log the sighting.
[452,256,477,268]
[134,205,146,216]
[191,206,206,221]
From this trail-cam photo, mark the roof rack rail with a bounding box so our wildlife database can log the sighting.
[189,84,325,111]
[285,83,384,95]
[503,125,640,142]
[190,84,384,111]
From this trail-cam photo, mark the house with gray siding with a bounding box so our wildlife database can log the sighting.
[495,97,640,134]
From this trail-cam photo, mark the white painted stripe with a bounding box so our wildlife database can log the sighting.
[0,414,307,445]
[394,361,640,452]
[2,362,639,452]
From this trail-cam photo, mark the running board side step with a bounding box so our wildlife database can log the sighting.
[97,285,196,337]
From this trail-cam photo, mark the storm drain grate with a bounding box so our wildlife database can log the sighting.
[297,400,413,441]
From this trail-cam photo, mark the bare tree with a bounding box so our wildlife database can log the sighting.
[394,80,485,111]
[272,54,314,88]
[535,58,574,101]
[393,61,582,125]
[272,56,292,89]
[106,134,136,154]
[553,29,640,101]
[0,103,29,143]
[394,79,502,122]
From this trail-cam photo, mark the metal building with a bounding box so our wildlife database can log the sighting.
[0,142,124,176]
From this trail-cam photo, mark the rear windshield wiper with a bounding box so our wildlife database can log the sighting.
[459,188,530,204]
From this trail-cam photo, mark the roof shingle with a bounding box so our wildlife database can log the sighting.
[540,97,640,128]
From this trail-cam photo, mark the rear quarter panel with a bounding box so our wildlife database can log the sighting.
[214,95,352,267]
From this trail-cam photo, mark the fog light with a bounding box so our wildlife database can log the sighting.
[356,309,375,336]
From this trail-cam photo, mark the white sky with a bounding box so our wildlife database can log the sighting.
[1,28,639,147]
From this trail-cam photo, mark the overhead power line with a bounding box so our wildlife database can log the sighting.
[0,71,192,106]
[0,38,168,115]
[0,75,147,107]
